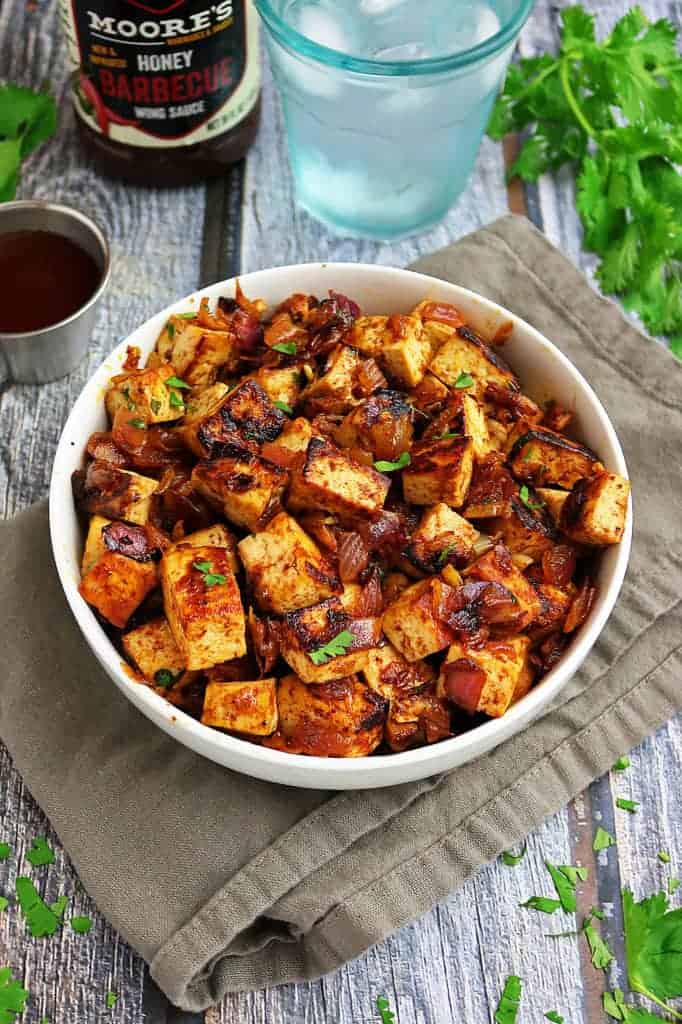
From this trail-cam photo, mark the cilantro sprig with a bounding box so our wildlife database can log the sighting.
[0,844,10,862]
[623,887,682,1018]
[454,371,474,389]
[0,84,57,201]
[494,975,522,1024]
[488,5,682,356]
[26,838,55,868]
[374,452,411,473]
[376,996,395,1024]
[309,629,354,666]
[0,967,29,1024]
[193,561,226,588]
[502,842,527,867]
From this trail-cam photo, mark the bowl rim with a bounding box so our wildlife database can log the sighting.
[49,262,632,785]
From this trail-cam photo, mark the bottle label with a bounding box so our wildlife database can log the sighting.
[59,0,259,148]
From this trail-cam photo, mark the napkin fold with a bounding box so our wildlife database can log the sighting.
[1,215,681,1011]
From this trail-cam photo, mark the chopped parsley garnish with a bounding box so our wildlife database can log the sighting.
[594,826,616,851]
[166,321,175,339]
[613,755,631,771]
[0,898,8,914]
[70,916,92,935]
[544,1013,564,1024]
[374,452,411,472]
[658,852,671,864]
[376,996,395,1023]
[502,842,527,867]
[15,877,59,938]
[519,484,545,511]
[309,629,354,666]
[121,386,135,411]
[193,561,226,588]
[165,375,190,389]
[272,341,297,355]
[0,967,29,1024]
[616,798,639,813]
[274,400,293,415]
[105,992,118,1009]
[494,975,522,1024]
[154,668,180,688]
[520,896,562,914]
[0,844,10,862]
[150,398,161,415]
[454,371,474,389]
[127,418,146,430]
[26,837,55,868]
[168,391,185,410]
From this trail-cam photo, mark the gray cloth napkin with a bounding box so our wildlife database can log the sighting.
[1,214,681,1011]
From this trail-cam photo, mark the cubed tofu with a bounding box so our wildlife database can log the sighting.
[192,453,287,533]
[490,493,557,561]
[238,511,342,614]
[411,299,464,353]
[349,315,388,358]
[462,453,516,519]
[303,344,362,415]
[560,472,630,546]
[105,364,185,424]
[464,543,541,629]
[272,416,313,455]
[532,583,573,635]
[380,314,431,388]
[158,317,239,388]
[279,598,382,683]
[402,436,474,508]
[382,577,456,662]
[122,616,187,684]
[334,389,413,462]
[288,437,389,521]
[262,673,386,757]
[362,642,435,697]
[406,502,479,573]
[201,677,278,736]
[160,544,246,670]
[536,487,570,526]
[72,461,158,524]
[423,392,491,459]
[155,313,192,362]
[429,324,519,397]
[363,643,448,751]
[507,421,602,489]
[79,551,158,629]
[438,636,532,718]
[81,515,112,577]
[406,372,449,414]
[171,523,240,574]
[245,365,303,410]
[188,379,287,460]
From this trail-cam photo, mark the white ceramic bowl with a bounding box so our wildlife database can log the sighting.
[50,263,632,789]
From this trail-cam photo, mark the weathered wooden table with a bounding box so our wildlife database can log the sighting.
[1,0,678,1020]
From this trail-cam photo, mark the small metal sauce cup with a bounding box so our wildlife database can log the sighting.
[0,200,110,384]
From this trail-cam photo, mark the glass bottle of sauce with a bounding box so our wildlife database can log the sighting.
[58,0,260,186]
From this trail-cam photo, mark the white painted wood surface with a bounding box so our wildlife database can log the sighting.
[1,0,679,1021]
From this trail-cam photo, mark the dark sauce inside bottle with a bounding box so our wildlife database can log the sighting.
[0,231,102,333]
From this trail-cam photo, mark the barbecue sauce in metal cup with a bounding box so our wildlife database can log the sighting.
[59,0,260,186]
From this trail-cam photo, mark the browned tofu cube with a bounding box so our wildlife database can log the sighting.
[81,515,112,577]
[406,502,478,573]
[192,453,287,533]
[238,511,342,614]
[160,544,246,670]
[536,487,570,526]
[179,382,231,457]
[349,315,388,358]
[462,453,516,519]
[156,317,239,387]
[380,314,431,388]
[172,523,240,574]
[334,389,413,462]
[105,364,185,424]
[422,392,491,459]
[402,436,474,508]
[279,598,382,683]
[72,461,158,524]
[303,344,362,415]
[507,421,602,489]
[182,379,286,460]
[429,324,519,397]
[532,583,573,636]
[267,416,313,458]
[411,299,464,353]
[201,677,278,736]
[560,472,630,546]
[362,642,435,697]
[262,673,386,757]
[406,372,449,414]
[245,365,303,410]
[363,644,449,751]
[122,616,187,684]
[382,577,456,662]
[438,635,532,717]
[490,493,557,562]
[79,551,158,629]
[288,437,389,521]
[464,544,541,629]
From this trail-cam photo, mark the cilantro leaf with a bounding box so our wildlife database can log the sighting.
[272,341,297,355]
[168,392,185,410]
[374,452,411,472]
[26,837,55,868]
[0,84,57,201]
[613,756,631,771]
[166,321,176,339]
[436,543,456,567]
[154,668,180,688]
[70,916,92,935]
[274,400,293,415]
[309,629,354,666]
[15,877,59,938]
[544,1013,564,1024]
[150,399,161,415]
[519,484,545,511]
[0,844,10,862]
[0,967,29,1024]
[192,561,226,588]
[0,139,21,203]
[165,375,190,389]
[669,879,681,895]
[520,896,562,914]
[659,852,671,864]
[594,826,616,851]
[0,898,7,914]
[623,887,682,1010]
[584,917,615,970]
[546,862,580,912]
[128,418,146,430]
[105,992,118,1009]
[502,843,527,867]
[177,311,196,319]
[616,798,639,813]
[454,371,474,389]
[50,896,68,919]
[494,975,522,1024]
[376,996,395,1023]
